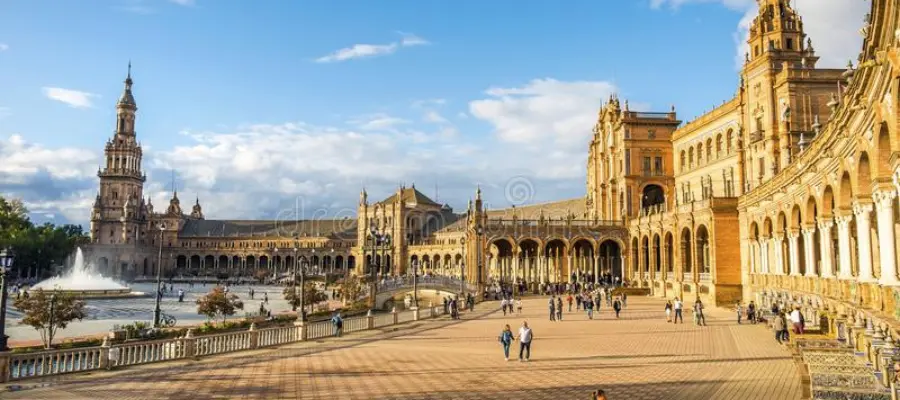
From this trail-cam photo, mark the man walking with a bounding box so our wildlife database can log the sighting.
[556,296,563,321]
[673,297,684,324]
[516,321,533,362]
[548,296,556,321]
[694,299,706,326]
[331,311,343,337]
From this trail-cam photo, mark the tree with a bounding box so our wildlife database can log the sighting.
[282,282,327,313]
[339,274,364,304]
[0,196,88,279]
[13,289,86,349]
[196,287,244,324]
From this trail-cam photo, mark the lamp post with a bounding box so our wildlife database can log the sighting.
[460,237,466,297]
[299,254,307,322]
[292,247,299,312]
[412,260,419,309]
[475,224,484,301]
[0,248,14,350]
[273,248,279,282]
[153,223,166,329]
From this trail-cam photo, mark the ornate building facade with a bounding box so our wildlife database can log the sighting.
[85,0,899,319]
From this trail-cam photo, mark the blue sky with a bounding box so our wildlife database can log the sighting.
[0,0,867,227]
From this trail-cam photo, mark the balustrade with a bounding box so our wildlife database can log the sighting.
[8,347,102,380]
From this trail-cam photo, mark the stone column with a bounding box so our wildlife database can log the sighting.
[835,214,854,279]
[772,233,785,275]
[874,188,900,285]
[567,254,574,283]
[594,254,600,283]
[758,238,769,274]
[787,229,800,276]
[853,201,875,282]
[818,217,835,278]
[802,227,817,277]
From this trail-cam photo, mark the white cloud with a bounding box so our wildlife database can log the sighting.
[423,111,448,124]
[0,135,99,224]
[470,79,617,150]
[42,87,99,109]
[0,43,8,52]
[650,0,868,68]
[349,113,410,131]
[315,32,429,63]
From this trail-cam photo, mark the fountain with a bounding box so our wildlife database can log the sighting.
[31,248,147,299]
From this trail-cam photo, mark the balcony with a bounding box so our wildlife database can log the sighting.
[640,169,668,178]
[699,272,711,282]
[683,272,694,281]
[749,130,765,143]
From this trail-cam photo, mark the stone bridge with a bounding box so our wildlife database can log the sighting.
[370,276,476,310]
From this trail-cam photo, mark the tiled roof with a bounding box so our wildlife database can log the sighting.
[376,187,441,207]
[179,218,357,239]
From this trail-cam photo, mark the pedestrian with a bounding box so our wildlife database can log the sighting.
[556,296,563,321]
[673,297,684,323]
[576,293,582,310]
[585,297,594,320]
[264,292,269,304]
[665,300,672,322]
[567,294,574,312]
[501,298,509,316]
[331,311,343,337]
[694,299,706,326]
[790,306,804,334]
[773,311,787,344]
[516,298,523,314]
[548,296,556,321]
[515,321,533,362]
[736,302,743,324]
[622,292,627,308]
[612,297,622,319]
[498,324,514,361]
[747,301,757,324]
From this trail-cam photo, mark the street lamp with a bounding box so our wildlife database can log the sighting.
[476,224,484,301]
[300,250,309,321]
[366,225,390,310]
[153,223,166,329]
[460,237,466,297]
[412,260,419,309]
[273,248,279,281]
[292,246,299,313]
[0,248,15,350]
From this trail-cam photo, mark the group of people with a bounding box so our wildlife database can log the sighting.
[500,297,522,315]
[497,321,533,362]
[663,298,705,325]
[443,293,475,319]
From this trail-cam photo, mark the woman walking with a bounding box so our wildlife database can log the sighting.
[665,300,673,322]
[498,324,514,361]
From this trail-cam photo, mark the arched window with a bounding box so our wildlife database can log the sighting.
[726,130,734,153]
[716,134,723,157]
[706,138,712,160]
[680,151,686,172]
[697,143,703,164]
[688,148,694,167]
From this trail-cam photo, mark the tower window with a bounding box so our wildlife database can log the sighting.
[786,38,793,50]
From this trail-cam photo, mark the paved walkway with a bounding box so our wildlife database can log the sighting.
[3,297,802,400]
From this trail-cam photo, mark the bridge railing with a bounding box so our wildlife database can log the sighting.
[374,276,476,293]
[2,304,449,383]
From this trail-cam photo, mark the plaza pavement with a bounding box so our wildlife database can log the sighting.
[3,296,802,400]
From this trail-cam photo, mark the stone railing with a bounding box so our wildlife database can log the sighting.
[2,306,446,383]
[375,276,476,294]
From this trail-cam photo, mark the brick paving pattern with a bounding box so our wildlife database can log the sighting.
[3,297,802,400]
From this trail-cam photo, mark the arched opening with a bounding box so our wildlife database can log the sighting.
[598,240,622,283]
[641,184,666,211]
[544,239,567,283]
[518,239,540,285]
[572,239,595,283]
[142,258,149,276]
[653,234,662,274]
[489,239,515,285]
[347,255,356,270]
[204,255,215,271]
[641,236,650,280]
[664,232,674,275]
[190,255,201,270]
[259,255,269,271]
[631,237,640,281]
[176,255,187,269]
[696,225,710,275]
[680,228,693,275]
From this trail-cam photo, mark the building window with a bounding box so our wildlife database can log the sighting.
[786,38,793,50]
[654,157,663,174]
[624,150,631,175]
[642,157,651,175]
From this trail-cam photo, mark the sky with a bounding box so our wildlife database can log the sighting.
[0,0,869,228]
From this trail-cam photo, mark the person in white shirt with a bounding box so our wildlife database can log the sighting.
[673,298,684,324]
[516,298,523,314]
[516,321,533,362]
[501,298,509,315]
[790,306,804,334]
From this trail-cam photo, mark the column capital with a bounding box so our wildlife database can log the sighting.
[787,228,801,239]
[817,216,834,230]
[801,225,817,236]
[772,232,785,241]
[853,200,874,216]
[835,214,853,227]
[873,188,897,211]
